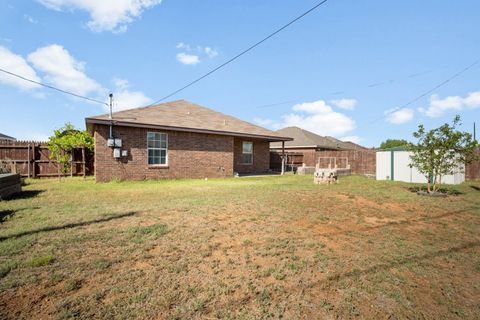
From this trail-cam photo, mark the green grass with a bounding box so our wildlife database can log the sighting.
[0,175,479,319]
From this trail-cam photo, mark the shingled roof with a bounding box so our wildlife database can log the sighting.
[270,127,365,150]
[0,133,16,141]
[86,100,291,142]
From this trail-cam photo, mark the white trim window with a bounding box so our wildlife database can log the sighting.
[241,141,253,164]
[147,132,168,165]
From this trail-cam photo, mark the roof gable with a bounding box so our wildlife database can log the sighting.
[270,126,365,150]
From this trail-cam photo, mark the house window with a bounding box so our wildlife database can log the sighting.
[241,141,253,164]
[147,132,167,165]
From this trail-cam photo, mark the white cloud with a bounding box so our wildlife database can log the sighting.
[176,52,200,66]
[175,42,219,65]
[176,42,190,50]
[37,0,162,33]
[0,45,149,109]
[111,78,151,111]
[292,100,332,114]
[340,136,362,144]
[385,108,414,124]
[28,44,104,96]
[330,98,357,110]
[0,46,41,90]
[113,77,129,90]
[204,47,218,58]
[255,100,356,137]
[464,91,480,108]
[24,14,38,24]
[420,91,480,118]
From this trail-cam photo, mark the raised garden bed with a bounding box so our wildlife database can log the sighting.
[0,173,21,200]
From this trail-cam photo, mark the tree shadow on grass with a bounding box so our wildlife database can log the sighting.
[406,186,463,196]
[470,185,480,192]
[0,211,138,241]
[2,190,44,201]
[0,206,40,224]
[0,210,15,223]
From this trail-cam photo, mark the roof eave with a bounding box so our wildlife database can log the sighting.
[85,118,292,142]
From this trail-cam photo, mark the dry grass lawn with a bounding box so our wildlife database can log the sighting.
[0,175,479,319]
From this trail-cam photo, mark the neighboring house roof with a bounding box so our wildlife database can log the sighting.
[339,141,369,151]
[86,100,291,142]
[270,127,366,150]
[0,133,16,141]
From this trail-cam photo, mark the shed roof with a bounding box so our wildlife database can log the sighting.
[86,100,291,142]
[270,127,366,150]
[0,133,16,141]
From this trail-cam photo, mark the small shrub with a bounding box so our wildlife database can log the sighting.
[127,224,169,243]
[64,279,82,292]
[0,264,12,279]
[26,255,55,268]
[94,259,111,271]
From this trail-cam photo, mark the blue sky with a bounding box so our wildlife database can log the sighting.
[0,0,479,147]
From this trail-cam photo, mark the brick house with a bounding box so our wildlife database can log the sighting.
[86,100,291,182]
[270,126,372,170]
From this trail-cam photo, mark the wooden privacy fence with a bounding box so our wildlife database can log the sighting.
[466,147,480,180]
[0,139,94,178]
[316,150,376,175]
[270,149,376,175]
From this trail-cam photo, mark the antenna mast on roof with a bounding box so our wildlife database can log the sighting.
[109,93,113,120]
[109,93,113,139]
[474,122,477,142]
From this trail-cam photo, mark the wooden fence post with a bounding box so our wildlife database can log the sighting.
[82,147,86,179]
[27,144,31,178]
[32,144,36,178]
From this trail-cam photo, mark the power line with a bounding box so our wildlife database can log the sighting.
[365,59,479,127]
[250,68,434,109]
[0,67,108,106]
[255,100,298,109]
[146,0,330,106]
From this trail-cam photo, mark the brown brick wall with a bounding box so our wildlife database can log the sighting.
[94,124,235,182]
[233,138,270,174]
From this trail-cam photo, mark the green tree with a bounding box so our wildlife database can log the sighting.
[408,115,478,193]
[379,139,409,149]
[47,123,94,175]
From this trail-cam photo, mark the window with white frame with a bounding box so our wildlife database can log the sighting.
[241,141,253,164]
[147,132,167,165]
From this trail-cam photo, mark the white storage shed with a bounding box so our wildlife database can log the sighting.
[376,149,465,184]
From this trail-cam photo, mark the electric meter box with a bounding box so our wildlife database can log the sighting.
[113,148,121,158]
[107,138,122,148]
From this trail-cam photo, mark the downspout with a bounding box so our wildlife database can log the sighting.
[108,93,113,139]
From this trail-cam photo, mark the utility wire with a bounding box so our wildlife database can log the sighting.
[252,68,435,109]
[147,0,330,106]
[392,59,479,111]
[0,67,108,106]
[370,59,480,125]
